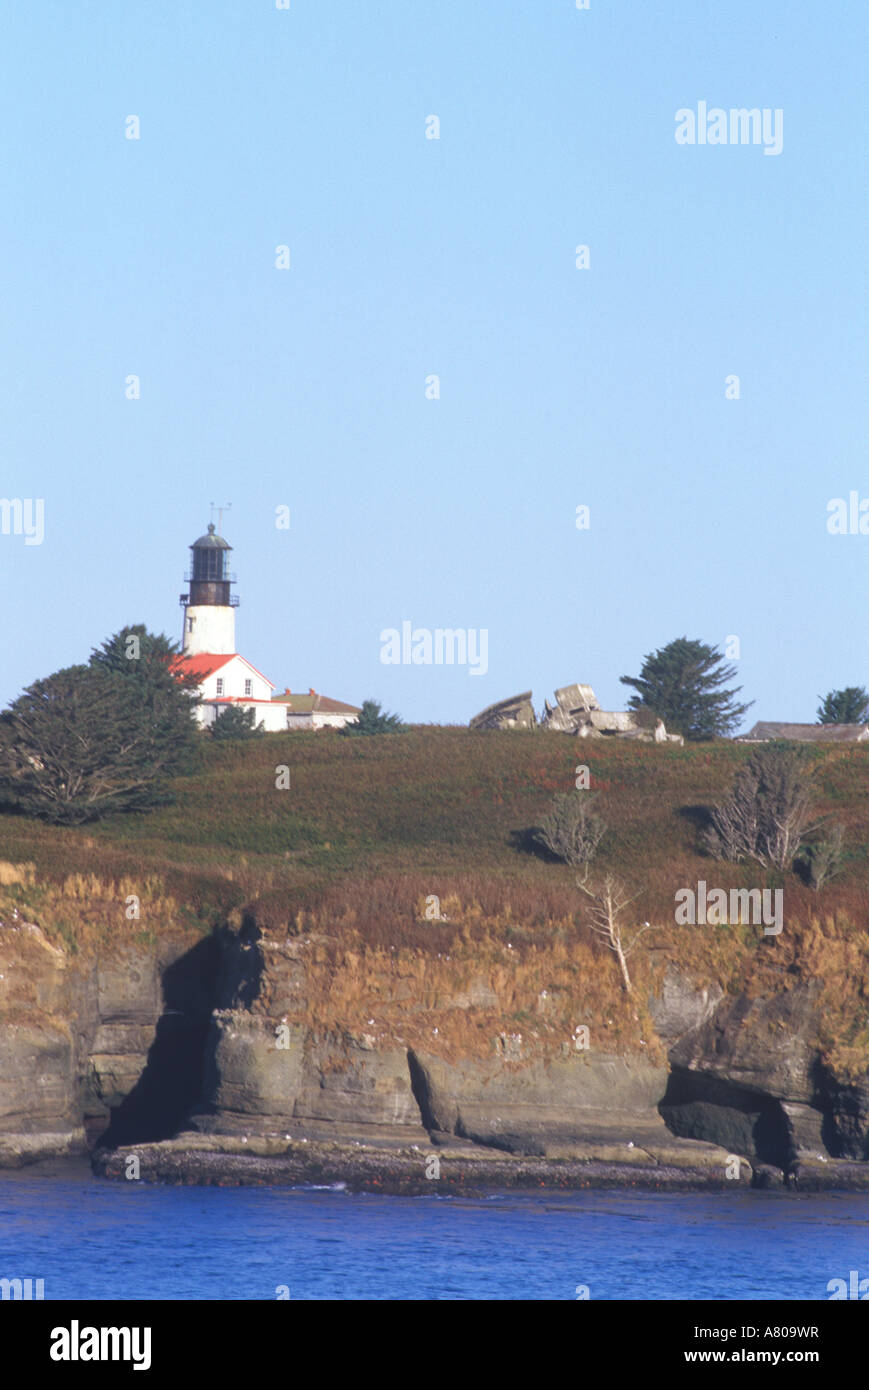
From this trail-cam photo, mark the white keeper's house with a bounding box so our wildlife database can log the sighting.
[171,522,359,732]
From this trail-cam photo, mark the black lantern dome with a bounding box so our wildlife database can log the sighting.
[180,523,239,609]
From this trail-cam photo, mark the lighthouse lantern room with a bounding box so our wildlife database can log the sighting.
[180,522,239,656]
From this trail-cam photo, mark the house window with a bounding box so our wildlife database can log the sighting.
[216,678,224,695]
[187,617,193,632]
[244,679,252,696]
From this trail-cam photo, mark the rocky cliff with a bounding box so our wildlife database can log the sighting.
[2,913,868,1191]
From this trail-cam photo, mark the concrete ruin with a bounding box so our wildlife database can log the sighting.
[468,692,537,732]
[470,683,684,745]
[539,683,599,731]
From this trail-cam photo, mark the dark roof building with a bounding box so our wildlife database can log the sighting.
[272,688,361,720]
[738,721,869,743]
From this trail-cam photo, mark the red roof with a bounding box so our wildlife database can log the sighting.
[171,653,235,681]
[171,652,275,688]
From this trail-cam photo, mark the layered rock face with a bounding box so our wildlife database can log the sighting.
[2,919,868,1184]
[657,978,869,1168]
[187,925,678,1158]
[407,1048,667,1153]
[0,921,215,1164]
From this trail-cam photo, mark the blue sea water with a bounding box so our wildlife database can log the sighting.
[0,1164,867,1300]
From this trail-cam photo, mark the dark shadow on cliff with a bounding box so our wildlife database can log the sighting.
[97,935,221,1148]
[811,1056,868,1159]
[406,1050,438,1132]
[659,1066,791,1168]
[509,826,562,863]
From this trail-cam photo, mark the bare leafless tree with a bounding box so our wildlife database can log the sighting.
[576,873,657,996]
[705,744,819,871]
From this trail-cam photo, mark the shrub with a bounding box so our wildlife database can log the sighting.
[533,792,606,870]
[209,705,264,740]
[799,823,846,891]
[340,699,405,736]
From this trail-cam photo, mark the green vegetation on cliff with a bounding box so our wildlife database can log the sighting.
[0,728,867,1071]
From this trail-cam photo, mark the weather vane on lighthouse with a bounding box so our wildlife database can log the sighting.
[209,501,232,537]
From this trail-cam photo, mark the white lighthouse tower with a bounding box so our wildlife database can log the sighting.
[172,516,360,733]
[180,522,238,655]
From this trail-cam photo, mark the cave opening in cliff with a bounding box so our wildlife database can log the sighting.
[96,936,221,1150]
[659,1067,793,1170]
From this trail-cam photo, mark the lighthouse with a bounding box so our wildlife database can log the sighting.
[179,522,238,656]
[172,518,360,732]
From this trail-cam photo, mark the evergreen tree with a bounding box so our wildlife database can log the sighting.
[816,686,869,725]
[90,624,198,695]
[340,699,405,736]
[90,625,200,773]
[209,705,264,740]
[620,637,751,741]
[0,662,195,824]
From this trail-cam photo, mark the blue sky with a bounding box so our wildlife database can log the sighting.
[1,1,867,726]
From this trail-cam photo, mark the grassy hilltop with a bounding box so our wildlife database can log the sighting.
[1,728,868,1070]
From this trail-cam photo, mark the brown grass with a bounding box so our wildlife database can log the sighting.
[0,729,867,1067]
